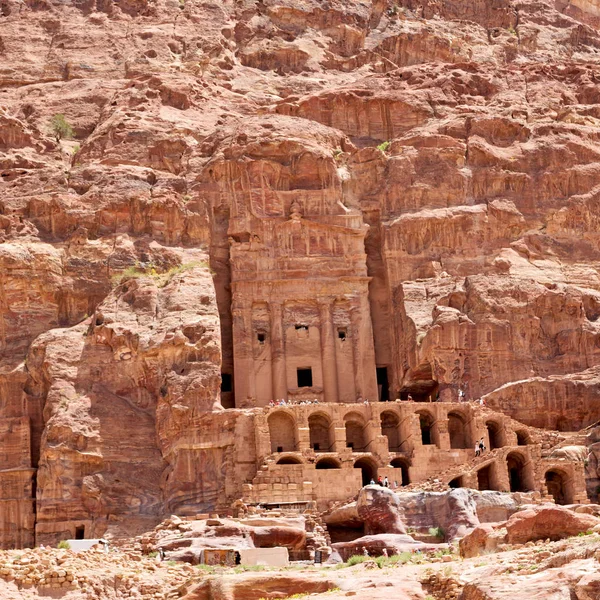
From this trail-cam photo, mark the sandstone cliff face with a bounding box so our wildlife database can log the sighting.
[3,0,600,546]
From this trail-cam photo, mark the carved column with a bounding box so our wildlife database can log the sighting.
[270,301,288,400]
[318,299,339,403]
[350,293,378,403]
[350,304,363,401]
[232,302,255,406]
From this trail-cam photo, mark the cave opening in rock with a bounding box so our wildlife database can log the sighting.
[399,362,438,401]
[516,430,531,446]
[327,524,365,544]
[449,476,463,489]
[75,526,85,540]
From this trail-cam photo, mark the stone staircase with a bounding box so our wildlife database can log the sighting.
[402,447,506,492]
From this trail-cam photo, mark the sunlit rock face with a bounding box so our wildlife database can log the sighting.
[3,0,600,547]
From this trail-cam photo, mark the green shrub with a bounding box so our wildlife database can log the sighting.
[50,114,74,141]
[346,554,369,566]
[377,140,391,152]
[57,540,71,550]
[428,526,445,539]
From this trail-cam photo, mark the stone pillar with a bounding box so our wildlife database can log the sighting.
[350,304,363,401]
[296,412,311,451]
[232,302,255,406]
[318,299,339,403]
[437,419,450,451]
[333,425,346,453]
[270,301,288,401]
[350,295,378,402]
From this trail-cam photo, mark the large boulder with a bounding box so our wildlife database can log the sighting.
[182,573,338,600]
[356,485,407,535]
[459,523,506,558]
[505,505,600,544]
[460,504,600,557]
[576,572,600,600]
[332,533,441,561]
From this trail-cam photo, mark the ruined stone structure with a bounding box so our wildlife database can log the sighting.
[241,402,589,509]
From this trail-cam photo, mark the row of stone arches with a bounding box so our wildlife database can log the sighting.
[269,408,533,457]
[451,451,573,504]
[268,410,369,453]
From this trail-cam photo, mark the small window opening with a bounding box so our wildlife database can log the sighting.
[297,367,313,387]
[75,526,85,540]
[313,443,320,451]
[347,441,354,449]
[277,446,283,453]
[295,324,308,331]
[338,329,346,340]
[257,332,266,343]
[221,373,232,393]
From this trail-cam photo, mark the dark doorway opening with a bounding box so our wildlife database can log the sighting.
[418,413,434,445]
[477,465,493,491]
[328,524,365,544]
[221,373,232,392]
[486,421,502,450]
[516,431,530,446]
[545,470,569,505]
[376,367,390,401]
[297,368,313,388]
[220,372,234,409]
[449,477,463,489]
[75,526,85,540]
[390,458,410,486]
[507,453,526,492]
[354,458,376,486]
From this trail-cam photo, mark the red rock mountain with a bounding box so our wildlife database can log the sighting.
[2,0,600,547]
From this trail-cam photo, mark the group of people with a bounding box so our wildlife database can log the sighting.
[475,438,487,457]
[268,398,320,407]
[369,475,400,489]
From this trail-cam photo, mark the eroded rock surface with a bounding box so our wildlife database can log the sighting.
[3,0,600,549]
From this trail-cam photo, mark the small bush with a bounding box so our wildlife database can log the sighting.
[377,140,391,153]
[233,564,266,573]
[50,114,74,141]
[57,540,71,550]
[428,526,445,539]
[147,551,158,558]
[346,555,369,566]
